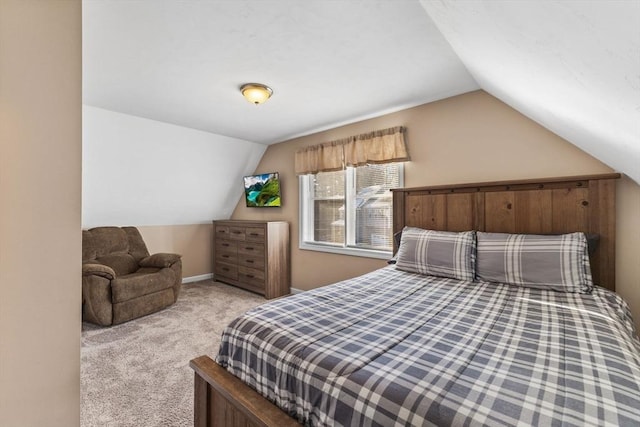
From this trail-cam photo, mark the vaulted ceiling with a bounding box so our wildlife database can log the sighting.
[83,0,639,183]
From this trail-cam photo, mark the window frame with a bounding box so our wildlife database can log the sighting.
[298,163,404,259]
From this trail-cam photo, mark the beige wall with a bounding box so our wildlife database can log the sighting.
[0,1,82,426]
[616,176,640,327]
[231,91,640,327]
[138,224,213,278]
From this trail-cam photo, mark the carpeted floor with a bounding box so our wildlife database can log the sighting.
[81,281,265,427]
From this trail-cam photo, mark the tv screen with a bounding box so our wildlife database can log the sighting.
[243,172,281,207]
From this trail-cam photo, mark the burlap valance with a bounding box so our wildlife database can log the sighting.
[294,126,409,175]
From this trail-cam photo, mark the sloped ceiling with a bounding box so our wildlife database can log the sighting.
[420,0,640,183]
[83,0,639,183]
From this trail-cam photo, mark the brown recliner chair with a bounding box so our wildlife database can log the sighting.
[82,226,182,326]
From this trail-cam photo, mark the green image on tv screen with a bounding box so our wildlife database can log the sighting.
[243,172,281,207]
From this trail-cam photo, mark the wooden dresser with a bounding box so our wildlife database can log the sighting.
[212,220,290,299]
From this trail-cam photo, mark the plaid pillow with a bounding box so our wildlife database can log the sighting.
[395,227,476,281]
[476,232,593,293]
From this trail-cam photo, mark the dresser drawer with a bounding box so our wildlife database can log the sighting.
[238,266,265,288]
[215,239,237,252]
[215,262,238,280]
[228,226,246,241]
[237,242,265,257]
[237,254,265,270]
[216,251,237,264]
[214,225,231,239]
[245,227,266,242]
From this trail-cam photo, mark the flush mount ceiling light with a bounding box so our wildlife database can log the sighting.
[240,83,273,105]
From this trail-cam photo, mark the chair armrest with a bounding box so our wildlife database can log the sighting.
[82,263,116,280]
[139,253,182,269]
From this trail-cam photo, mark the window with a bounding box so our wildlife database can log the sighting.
[299,163,403,258]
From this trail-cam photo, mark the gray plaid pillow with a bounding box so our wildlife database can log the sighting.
[395,227,476,281]
[476,232,593,293]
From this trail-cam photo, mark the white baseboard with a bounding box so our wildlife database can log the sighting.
[182,273,214,284]
[290,287,305,294]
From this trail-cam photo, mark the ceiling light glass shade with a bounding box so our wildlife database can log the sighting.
[240,83,273,105]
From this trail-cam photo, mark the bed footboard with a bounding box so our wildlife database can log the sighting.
[190,355,301,427]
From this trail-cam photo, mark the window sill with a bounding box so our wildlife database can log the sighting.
[298,242,392,260]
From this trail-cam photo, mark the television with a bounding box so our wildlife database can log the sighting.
[243,172,281,207]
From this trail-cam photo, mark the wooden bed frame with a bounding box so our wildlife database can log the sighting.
[190,173,620,427]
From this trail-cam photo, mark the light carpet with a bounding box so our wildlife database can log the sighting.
[81,281,265,427]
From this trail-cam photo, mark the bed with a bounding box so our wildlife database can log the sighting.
[190,173,640,427]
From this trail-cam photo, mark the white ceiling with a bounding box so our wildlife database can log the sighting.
[83,0,640,183]
[82,0,477,143]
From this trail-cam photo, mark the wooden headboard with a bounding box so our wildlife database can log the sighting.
[391,173,620,291]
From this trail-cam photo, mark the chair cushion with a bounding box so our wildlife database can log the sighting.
[122,226,150,261]
[96,253,138,277]
[111,267,177,303]
[86,227,129,258]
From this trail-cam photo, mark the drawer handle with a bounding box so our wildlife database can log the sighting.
[246,260,254,264]
[222,254,229,258]
[222,267,229,272]
[246,274,254,279]
[222,243,229,247]
[218,230,226,233]
[232,230,242,234]
[245,247,254,251]
[250,233,259,236]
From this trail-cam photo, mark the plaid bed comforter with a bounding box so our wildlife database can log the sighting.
[216,266,640,426]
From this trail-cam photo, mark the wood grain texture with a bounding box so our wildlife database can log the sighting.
[588,178,617,289]
[485,191,516,232]
[212,220,290,299]
[392,173,620,291]
[514,190,553,234]
[190,356,301,427]
[396,173,620,193]
[446,193,477,231]
[194,370,211,427]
